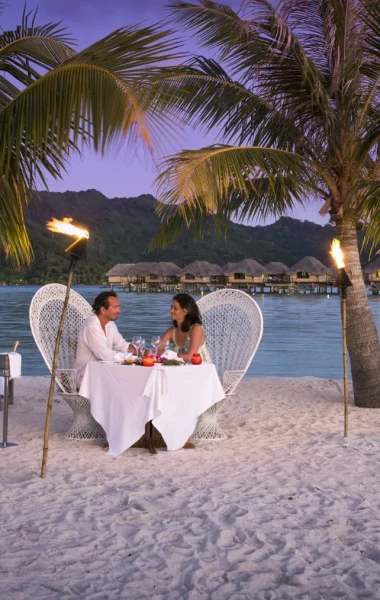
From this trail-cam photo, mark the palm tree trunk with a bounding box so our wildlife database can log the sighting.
[337,220,380,407]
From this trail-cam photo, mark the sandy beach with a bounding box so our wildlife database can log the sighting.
[2,376,380,600]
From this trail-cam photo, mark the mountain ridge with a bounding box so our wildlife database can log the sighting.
[0,189,340,284]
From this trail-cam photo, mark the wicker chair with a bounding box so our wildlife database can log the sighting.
[190,289,263,442]
[29,284,105,441]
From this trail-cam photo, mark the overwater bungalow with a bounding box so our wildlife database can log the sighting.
[105,263,135,287]
[128,262,181,286]
[287,256,334,284]
[179,261,226,287]
[265,262,289,283]
[223,258,268,287]
[363,256,380,286]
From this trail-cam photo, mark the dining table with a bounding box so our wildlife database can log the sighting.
[79,361,225,456]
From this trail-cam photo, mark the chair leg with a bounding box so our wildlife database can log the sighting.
[189,400,228,443]
[63,417,106,441]
[61,393,106,441]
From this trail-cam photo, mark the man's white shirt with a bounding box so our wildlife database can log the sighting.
[74,314,131,386]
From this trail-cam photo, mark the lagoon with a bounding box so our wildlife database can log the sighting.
[1,285,380,379]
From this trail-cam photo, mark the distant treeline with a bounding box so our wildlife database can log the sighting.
[0,189,361,285]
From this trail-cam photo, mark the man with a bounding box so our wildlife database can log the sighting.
[74,291,133,386]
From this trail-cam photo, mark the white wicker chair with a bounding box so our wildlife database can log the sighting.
[190,289,263,442]
[29,284,106,441]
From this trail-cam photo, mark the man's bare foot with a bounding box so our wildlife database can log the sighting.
[183,441,196,449]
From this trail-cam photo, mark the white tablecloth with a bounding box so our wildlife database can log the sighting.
[79,362,225,456]
[0,352,22,396]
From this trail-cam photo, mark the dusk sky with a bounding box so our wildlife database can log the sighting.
[4,0,327,226]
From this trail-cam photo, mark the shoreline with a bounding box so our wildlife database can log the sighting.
[4,376,380,599]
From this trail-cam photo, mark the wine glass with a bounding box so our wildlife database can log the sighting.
[140,338,146,357]
[132,335,142,358]
[151,335,161,356]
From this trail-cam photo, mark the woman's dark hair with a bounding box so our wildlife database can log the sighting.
[172,293,202,332]
[92,291,118,315]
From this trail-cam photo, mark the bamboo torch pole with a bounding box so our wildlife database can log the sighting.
[40,257,77,478]
[341,289,349,437]
[331,239,352,439]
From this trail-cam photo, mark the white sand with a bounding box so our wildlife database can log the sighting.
[1,376,380,600]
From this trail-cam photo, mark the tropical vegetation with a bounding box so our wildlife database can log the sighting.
[0,189,337,284]
[0,3,179,264]
[152,0,380,407]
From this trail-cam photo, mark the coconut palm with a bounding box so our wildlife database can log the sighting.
[150,0,380,407]
[0,4,179,266]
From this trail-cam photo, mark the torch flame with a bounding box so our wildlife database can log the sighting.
[46,217,89,239]
[330,238,344,269]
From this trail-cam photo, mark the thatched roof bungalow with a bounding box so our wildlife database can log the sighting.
[222,262,238,274]
[105,263,135,285]
[223,258,267,285]
[363,256,380,283]
[129,262,181,282]
[179,261,225,284]
[265,262,288,274]
[287,256,334,283]
[265,261,289,283]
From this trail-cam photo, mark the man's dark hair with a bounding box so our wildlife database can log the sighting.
[92,291,118,315]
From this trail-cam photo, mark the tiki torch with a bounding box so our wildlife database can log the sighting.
[330,239,352,438]
[41,218,89,478]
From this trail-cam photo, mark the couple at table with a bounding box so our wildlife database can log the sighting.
[74,290,211,387]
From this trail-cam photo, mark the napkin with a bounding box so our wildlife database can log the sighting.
[160,349,184,362]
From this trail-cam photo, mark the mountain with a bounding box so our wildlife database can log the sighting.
[0,189,342,284]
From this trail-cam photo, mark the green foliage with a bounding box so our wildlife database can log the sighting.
[0,189,341,284]
[152,0,380,247]
[0,6,180,265]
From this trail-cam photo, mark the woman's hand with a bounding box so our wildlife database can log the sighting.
[156,328,173,357]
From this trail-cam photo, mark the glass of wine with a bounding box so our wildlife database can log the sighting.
[132,335,142,358]
[151,335,161,356]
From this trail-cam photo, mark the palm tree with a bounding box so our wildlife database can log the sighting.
[0,4,179,266]
[150,0,380,407]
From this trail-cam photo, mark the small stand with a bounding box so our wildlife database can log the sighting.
[0,354,18,449]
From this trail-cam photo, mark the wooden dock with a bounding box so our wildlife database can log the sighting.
[112,282,341,295]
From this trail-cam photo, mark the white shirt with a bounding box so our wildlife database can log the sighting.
[74,314,131,386]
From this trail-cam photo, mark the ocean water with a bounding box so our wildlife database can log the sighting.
[1,285,380,379]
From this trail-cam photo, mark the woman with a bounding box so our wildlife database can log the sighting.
[158,293,211,363]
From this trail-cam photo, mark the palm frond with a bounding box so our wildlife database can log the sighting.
[0,25,182,177]
[151,56,306,152]
[0,19,182,264]
[361,0,380,73]
[151,144,313,247]
[0,175,32,265]
[0,6,76,82]
[348,179,380,255]
[169,0,339,158]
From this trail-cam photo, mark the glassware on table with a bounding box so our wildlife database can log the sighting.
[140,338,146,357]
[151,335,161,356]
[132,335,142,358]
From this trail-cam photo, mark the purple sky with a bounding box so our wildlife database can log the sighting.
[4,0,327,226]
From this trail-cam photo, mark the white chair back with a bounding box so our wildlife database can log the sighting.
[197,289,263,394]
[29,284,92,392]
